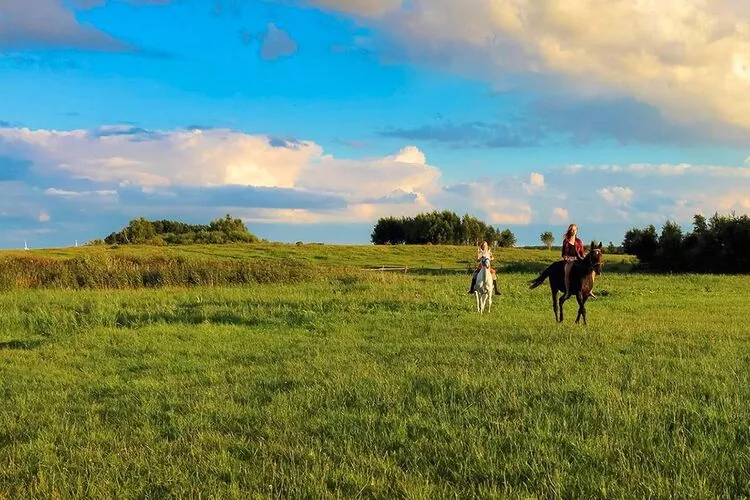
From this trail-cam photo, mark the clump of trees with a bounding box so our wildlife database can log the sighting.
[371,211,516,247]
[623,212,750,273]
[103,214,259,245]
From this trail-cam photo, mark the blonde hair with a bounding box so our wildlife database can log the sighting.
[480,241,489,250]
[565,224,578,240]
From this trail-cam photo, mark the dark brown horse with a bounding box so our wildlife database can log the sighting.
[529,241,604,325]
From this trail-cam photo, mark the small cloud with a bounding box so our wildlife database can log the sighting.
[529,172,544,187]
[552,207,568,222]
[523,172,545,194]
[245,23,297,61]
[392,146,426,165]
[598,186,634,205]
[38,211,50,223]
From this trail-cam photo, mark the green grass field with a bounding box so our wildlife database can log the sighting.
[0,244,748,498]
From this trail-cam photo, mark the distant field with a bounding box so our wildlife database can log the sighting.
[0,245,747,497]
[4,243,638,289]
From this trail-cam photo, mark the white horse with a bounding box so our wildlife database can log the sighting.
[474,258,493,314]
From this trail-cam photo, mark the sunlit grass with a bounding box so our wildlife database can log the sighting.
[1,264,748,497]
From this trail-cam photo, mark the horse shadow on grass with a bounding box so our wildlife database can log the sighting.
[0,339,44,350]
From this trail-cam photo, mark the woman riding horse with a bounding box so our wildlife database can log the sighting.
[468,241,501,296]
[561,223,596,299]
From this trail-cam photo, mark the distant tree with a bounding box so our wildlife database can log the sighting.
[540,231,554,250]
[371,216,405,245]
[497,228,517,248]
[622,211,750,273]
[655,220,684,271]
[622,224,658,263]
[370,211,506,246]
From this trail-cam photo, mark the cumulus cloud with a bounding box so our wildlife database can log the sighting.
[598,186,635,205]
[4,123,750,246]
[302,0,750,133]
[0,125,439,227]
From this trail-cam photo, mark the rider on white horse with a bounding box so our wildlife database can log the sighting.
[468,241,501,296]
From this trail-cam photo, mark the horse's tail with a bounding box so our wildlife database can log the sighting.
[529,264,552,289]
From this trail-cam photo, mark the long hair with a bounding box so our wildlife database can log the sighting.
[564,224,578,241]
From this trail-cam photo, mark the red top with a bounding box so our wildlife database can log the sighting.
[562,237,585,259]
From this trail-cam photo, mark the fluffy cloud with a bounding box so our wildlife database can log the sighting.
[4,123,750,247]
[305,0,750,132]
[0,125,438,227]
[598,186,635,205]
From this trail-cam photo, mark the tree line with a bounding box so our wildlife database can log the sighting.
[99,214,259,245]
[371,211,517,247]
[623,212,750,273]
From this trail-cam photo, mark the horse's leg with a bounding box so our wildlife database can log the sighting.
[575,293,586,325]
[551,289,559,322]
[558,293,568,323]
[475,291,480,312]
[581,296,588,326]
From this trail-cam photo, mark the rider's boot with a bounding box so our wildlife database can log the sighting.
[468,273,477,294]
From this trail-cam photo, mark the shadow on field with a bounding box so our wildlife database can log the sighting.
[114,309,262,329]
[0,339,44,350]
[406,260,635,276]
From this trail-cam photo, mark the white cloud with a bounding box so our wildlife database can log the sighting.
[38,211,50,222]
[311,0,750,132]
[522,172,545,194]
[598,186,634,205]
[4,124,750,232]
[552,207,568,222]
[0,125,439,224]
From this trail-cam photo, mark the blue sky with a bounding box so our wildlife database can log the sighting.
[2,0,750,248]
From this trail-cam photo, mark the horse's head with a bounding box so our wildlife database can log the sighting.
[587,241,604,275]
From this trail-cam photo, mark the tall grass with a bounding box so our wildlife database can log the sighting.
[0,254,320,290]
[3,243,639,290]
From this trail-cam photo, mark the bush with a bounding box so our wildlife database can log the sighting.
[104,214,258,246]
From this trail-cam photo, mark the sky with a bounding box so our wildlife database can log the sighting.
[1,0,750,249]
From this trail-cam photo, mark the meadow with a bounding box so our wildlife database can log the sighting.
[0,244,748,498]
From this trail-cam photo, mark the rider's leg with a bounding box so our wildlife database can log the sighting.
[562,261,572,299]
[468,269,478,293]
[491,269,501,295]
